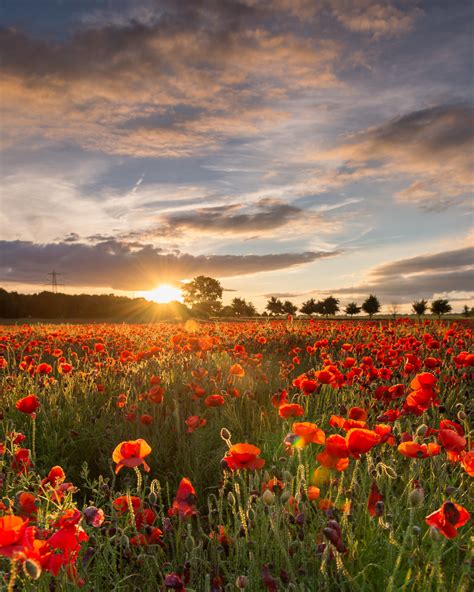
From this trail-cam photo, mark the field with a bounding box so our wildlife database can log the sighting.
[0,319,472,591]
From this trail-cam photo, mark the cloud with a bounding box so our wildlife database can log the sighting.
[322,103,474,208]
[0,4,341,157]
[330,0,421,37]
[325,246,474,301]
[0,239,341,291]
[154,198,306,237]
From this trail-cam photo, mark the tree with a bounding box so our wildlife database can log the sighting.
[321,296,340,317]
[388,302,400,319]
[230,297,257,317]
[182,276,223,315]
[344,302,361,317]
[462,305,472,318]
[412,299,428,317]
[266,296,285,316]
[430,299,452,318]
[362,294,381,318]
[300,298,318,316]
[282,300,298,315]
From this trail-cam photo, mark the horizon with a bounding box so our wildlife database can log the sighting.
[1,1,473,313]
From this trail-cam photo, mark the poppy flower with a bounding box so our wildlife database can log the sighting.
[229,364,245,377]
[112,495,142,513]
[437,429,466,452]
[367,483,383,517]
[12,448,31,474]
[425,501,470,539]
[345,429,381,458]
[16,394,40,415]
[292,422,326,446]
[185,415,206,433]
[0,514,28,549]
[460,451,474,477]
[41,466,66,488]
[205,394,225,407]
[278,403,304,419]
[223,443,265,471]
[398,441,441,459]
[35,363,52,375]
[112,439,152,474]
[168,477,198,518]
[307,486,321,501]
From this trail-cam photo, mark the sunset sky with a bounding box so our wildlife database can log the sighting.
[1,0,472,312]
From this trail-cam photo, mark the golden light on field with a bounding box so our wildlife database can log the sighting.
[139,284,183,303]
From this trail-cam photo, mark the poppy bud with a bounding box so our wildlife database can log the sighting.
[280,490,291,504]
[445,486,457,496]
[148,491,158,505]
[23,558,41,580]
[220,427,232,442]
[375,501,384,516]
[227,491,236,506]
[457,410,467,421]
[416,424,428,436]
[412,526,421,536]
[429,526,441,541]
[120,534,130,548]
[236,575,248,589]
[262,489,275,505]
[408,486,424,507]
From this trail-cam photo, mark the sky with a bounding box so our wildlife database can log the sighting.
[0,0,473,313]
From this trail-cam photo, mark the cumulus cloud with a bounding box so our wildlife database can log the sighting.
[0,239,341,291]
[322,103,474,208]
[330,0,421,37]
[0,2,341,157]
[326,247,474,301]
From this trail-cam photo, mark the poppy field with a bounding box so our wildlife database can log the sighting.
[0,318,472,591]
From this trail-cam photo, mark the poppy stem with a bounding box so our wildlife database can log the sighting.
[134,466,142,493]
[7,559,17,592]
[31,415,36,462]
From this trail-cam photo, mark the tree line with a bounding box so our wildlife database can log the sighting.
[0,278,469,320]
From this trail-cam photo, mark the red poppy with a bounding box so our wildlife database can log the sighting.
[437,429,466,452]
[367,482,383,516]
[292,422,326,446]
[460,451,474,477]
[168,477,198,518]
[229,364,245,377]
[398,441,441,459]
[278,403,304,419]
[112,439,151,474]
[205,394,225,407]
[425,501,470,539]
[223,443,265,471]
[16,394,40,415]
[112,495,142,513]
[41,466,66,488]
[345,429,381,458]
[185,415,207,433]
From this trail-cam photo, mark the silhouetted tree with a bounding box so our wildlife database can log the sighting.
[344,302,361,317]
[321,296,340,317]
[430,299,451,318]
[282,300,298,315]
[300,298,318,316]
[230,297,257,317]
[182,276,223,315]
[266,297,285,316]
[362,294,381,318]
[412,299,428,317]
[462,305,472,318]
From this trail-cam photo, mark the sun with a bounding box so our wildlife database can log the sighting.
[140,284,183,304]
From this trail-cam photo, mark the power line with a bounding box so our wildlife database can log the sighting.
[47,270,63,294]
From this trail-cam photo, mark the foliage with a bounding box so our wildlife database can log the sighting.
[362,295,381,318]
[344,302,361,317]
[182,276,223,315]
[230,298,257,317]
[412,299,428,317]
[265,296,285,315]
[430,299,452,318]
